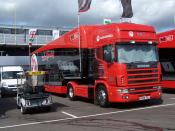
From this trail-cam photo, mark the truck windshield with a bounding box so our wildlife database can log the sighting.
[2,71,21,79]
[117,44,158,63]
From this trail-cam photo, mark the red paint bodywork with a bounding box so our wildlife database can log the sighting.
[33,23,157,53]
[33,23,162,103]
[158,29,175,48]
[157,29,175,89]
[44,84,67,94]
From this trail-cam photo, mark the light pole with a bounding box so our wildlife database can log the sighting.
[14,2,16,45]
[12,1,17,45]
[29,43,32,71]
[77,13,82,75]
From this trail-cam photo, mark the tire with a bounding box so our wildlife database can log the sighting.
[67,84,76,101]
[17,98,21,109]
[21,105,27,114]
[0,91,5,98]
[45,106,51,112]
[96,85,109,107]
[17,104,21,109]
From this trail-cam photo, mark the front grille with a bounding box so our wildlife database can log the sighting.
[128,74,158,79]
[128,86,157,94]
[127,68,159,85]
[8,85,17,87]
[127,62,157,69]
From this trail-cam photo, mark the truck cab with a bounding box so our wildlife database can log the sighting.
[95,41,161,104]
[93,23,162,106]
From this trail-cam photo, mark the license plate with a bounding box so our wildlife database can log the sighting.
[12,89,17,91]
[139,96,150,101]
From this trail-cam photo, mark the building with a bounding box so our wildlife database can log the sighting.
[0,24,71,56]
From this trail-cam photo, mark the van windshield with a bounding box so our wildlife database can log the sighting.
[2,71,22,79]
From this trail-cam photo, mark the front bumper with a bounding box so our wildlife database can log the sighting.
[108,85,162,103]
[1,87,17,95]
[22,97,53,109]
[24,103,52,109]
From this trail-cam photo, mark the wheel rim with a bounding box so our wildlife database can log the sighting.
[98,90,106,105]
[69,87,74,98]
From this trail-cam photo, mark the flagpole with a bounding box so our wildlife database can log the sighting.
[77,0,92,76]
[78,13,82,75]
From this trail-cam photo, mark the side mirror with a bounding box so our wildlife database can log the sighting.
[107,56,114,63]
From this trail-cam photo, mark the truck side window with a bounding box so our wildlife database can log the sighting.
[103,45,115,63]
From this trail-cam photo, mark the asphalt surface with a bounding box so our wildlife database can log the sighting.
[0,91,175,131]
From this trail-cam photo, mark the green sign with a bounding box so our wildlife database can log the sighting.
[29,38,34,42]
[104,19,112,24]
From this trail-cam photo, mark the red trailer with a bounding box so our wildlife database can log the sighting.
[32,23,162,107]
[157,29,175,89]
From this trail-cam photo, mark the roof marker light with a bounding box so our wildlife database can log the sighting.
[130,40,135,44]
[148,41,153,44]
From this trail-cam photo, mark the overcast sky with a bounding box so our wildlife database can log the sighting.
[0,0,174,32]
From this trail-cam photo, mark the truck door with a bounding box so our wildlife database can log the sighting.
[103,44,117,86]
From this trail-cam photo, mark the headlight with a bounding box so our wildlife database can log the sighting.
[26,100,31,106]
[42,97,51,105]
[117,88,129,94]
[42,100,46,105]
[2,82,8,88]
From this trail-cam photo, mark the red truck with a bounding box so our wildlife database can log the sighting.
[157,29,175,89]
[32,23,162,107]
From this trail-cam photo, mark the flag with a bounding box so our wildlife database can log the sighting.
[52,29,60,40]
[120,0,133,18]
[29,28,37,44]
[78,0,92,12]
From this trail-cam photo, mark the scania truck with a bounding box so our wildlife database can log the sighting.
[32,23,162,107]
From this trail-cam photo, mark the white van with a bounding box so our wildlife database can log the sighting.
[0,66,25,97]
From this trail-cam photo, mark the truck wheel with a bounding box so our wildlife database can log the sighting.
[97,85,109,107]
[21,105,27,114]
[67,84,76,101]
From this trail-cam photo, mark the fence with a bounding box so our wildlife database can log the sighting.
[0,33,53,45]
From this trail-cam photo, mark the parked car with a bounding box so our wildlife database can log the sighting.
[0,66,25,97]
